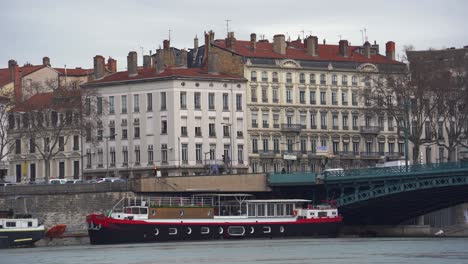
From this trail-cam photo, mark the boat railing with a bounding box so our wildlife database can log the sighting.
[112,196,215,212]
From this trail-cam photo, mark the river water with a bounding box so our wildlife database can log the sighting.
[2,237,468,264]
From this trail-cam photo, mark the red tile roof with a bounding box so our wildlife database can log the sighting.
[85,67,245,85]
[213,40,403,65]
[12,90,81,112]
[0,65,47,87]
[54,67,93,76]
[0,64,92,88]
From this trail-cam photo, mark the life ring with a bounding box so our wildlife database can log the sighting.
[293,209,298,216]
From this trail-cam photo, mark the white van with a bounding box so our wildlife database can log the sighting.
[323,168,345,177]
[49,179,67,184]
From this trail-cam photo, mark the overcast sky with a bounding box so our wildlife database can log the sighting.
[1,0,467,70]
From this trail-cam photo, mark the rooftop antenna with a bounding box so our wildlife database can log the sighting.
[140,46,144,55]
[364,28,368,42]
[338,35,342,41]
[225,19,231,36]
[360,29,364,43]
[168,29,172,41]
[300,30,305,40]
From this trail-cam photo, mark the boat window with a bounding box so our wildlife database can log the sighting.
[131,207,139,214]
[168,228,177,235]
[332,211,337,215]
[267,204,275,216]
[248,204,256,217]
[257,204,265,217]
[28,221,33,227]
[318,211,327,217]
[140,207,148,215]
[6,222,16,227]
[228,226,245,236]
[263,226,271,234]
[285,204,293,215]
[201,227,210,234]
[276,204,284,216]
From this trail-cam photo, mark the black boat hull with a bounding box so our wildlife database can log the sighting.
[0,229,44,249]
[88,220,342,245]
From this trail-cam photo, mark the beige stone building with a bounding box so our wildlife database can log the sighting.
[191,31,405,173]
[1,56,116,183]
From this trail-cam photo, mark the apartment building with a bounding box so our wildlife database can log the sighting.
[82,49,248,178]
[192,31,405,173]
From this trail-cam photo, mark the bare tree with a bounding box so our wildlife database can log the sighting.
[8,79,103,182]
[363,52,443,163]
[433,56,468,161]
[0,94,15,179]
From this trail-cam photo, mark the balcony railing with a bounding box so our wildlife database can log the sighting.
[339,151,356,158]
[360,126,380,134]
[281,124,302,133]
[259,151,277,158]
[360,152,381,159]
[385,152,403,159]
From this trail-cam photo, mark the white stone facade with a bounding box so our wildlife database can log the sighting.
[83,77,248,178]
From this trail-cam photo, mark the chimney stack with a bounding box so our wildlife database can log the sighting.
[225,32,236,50]
[179,49,188,67]
[363,41,371,58]
[143,55,151,69]
[163,40,170,50]
[273,34,286,55]
[42,56,50,66]
[107,57,117,73]
[127,51,138,77]
[194,35,199,49]
[306,36,318,56]
[339,40,349,57]
[250,33,257,51]
[93,55,105,79]
[386,41,396,60]
[8,60,21,102]
[209,30,215,43]
[208,51,219,74]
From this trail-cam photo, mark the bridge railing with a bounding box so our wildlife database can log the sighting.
[325,161,468,179]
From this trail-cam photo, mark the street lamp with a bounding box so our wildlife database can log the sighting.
[221,122,233,174]
[104,133,117,177]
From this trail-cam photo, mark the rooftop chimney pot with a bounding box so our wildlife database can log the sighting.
[385,41,396,60]
[339,40,349,57]
[93,55,105,79]
[273,34,286,55]
[250,33,257,51]
[42,56,50,66]
[127,51,138,77]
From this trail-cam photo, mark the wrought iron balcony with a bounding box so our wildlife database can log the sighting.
[339,151,356,158]
[360,152,382,159]
[360,126,380,134]
[259,151,277,158]
[281,124,302,133]
[385,152,403,160]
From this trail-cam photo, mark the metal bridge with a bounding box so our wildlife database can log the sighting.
[268,162,468,225]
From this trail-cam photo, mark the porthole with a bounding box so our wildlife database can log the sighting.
[195,83,200,87]
[169,228,178,235]
[263,226,271,234]
[201,227,210,234]
[181,82,185,86]
[250,227,254,234]
[155,228,159,236]
[228,226,245,236]
[187,227,192,234]
[280,226,285,233]
[219,227,223,234]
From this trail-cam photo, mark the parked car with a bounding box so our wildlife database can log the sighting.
[49,179,67,184]
[0,181,15,187]
[65,180,83,184]
[96,178,114,183]
[111,178,126,183]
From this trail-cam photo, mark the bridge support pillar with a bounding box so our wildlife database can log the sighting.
[416,215,424,225]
